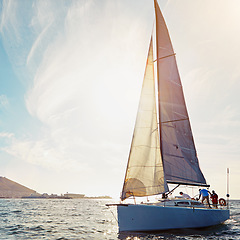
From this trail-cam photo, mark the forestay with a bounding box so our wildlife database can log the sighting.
[121,38,168,201]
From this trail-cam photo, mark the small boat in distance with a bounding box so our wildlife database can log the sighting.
[107,0,229,232]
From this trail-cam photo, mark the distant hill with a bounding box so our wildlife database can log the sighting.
[0,177,37,198]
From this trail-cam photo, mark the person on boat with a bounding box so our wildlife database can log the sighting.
[210,190,218,208]
[199,189,211,208]
[179,192,191,199]
[162,193,167,199]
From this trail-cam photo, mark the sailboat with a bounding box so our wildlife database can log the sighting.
[108,0,230,232]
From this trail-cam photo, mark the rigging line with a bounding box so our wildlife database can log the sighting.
[151,127,158,133]
[106,205,119,224]
[166,184,180,196]
[161,118,189,124]
[153,53,176,62]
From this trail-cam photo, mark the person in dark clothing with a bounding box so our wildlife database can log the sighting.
[210,190,218,208]
[162,193,167,199]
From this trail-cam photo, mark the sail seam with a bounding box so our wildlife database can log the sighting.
[166,180,210,187]
[164,154,184,159]
[161,118,189,124]
[133,145,159,148]
[153,53,176,62]
[128,166,163,168]
[126,185,166,190]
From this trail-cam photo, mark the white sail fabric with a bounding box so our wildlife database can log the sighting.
[154,0,207,186]
[121,38,168,201]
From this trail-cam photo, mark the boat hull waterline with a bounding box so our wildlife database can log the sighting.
[117,204,230,232]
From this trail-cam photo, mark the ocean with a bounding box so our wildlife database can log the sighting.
[0,199,239,239]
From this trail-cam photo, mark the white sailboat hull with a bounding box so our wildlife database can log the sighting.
[117,204,230,232]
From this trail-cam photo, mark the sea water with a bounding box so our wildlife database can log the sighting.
[0,199,239,239]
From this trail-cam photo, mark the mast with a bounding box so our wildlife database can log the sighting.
[154,0,163,171]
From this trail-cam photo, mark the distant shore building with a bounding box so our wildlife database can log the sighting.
[64,193,85,199]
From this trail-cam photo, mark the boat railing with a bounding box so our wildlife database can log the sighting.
[152,199,228,210]
[106,201,228,211]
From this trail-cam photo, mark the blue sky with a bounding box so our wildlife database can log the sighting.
[0,0,239,199]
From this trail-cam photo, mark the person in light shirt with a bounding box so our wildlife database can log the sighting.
[199,188,211,208]
[179,192,191,199]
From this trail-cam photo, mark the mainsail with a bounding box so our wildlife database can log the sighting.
[121,0,207,201]
[154,0,207,186]
[121,38,168,201]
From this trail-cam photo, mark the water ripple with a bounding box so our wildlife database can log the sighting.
[0,199,238,239]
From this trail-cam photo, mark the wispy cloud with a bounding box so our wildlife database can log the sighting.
[0,0,153,195]
[0,0,18,36]
[0,95,9,109]
[0,132,14,138]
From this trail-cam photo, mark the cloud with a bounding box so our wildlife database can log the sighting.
[0,132,14,138]
[0,0,18,36]
[0,131,93,173]
[23,0,153,169]
[0,95,9,109]
[0,0,154,196]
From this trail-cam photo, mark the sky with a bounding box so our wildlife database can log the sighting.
[0,0,239,199]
